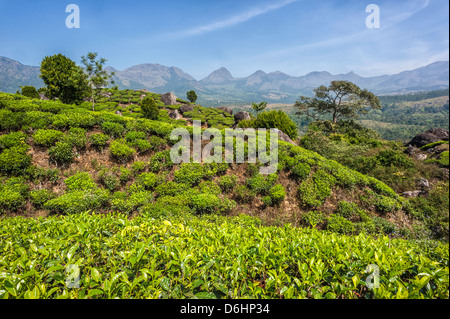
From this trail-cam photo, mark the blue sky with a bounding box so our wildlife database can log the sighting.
[0,0,448,79]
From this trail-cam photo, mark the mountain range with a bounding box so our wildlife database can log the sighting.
[1,56,448,104]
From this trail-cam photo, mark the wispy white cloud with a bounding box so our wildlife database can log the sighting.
[382,0,430,29]
[169,0,300,38]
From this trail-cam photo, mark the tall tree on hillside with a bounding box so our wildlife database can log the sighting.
[294,81,381,124]
[81,52,115,111]
[186,90,198,103]
[39,53,88,104]
[251,101,268,115]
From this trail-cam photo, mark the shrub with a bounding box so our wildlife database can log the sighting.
[246,174,278,195]
[268,184,286,205]
[253,110,298,140]
[119,167,132,184]
[198,181,222,195]
[89,133,109,150]
[141,97,159,120]
[154,182,189,198]
[65,127,87,150]
[218,175,238,192]
[131,139,152,153]
[326,215,355,235]
[44,189,109,214]
[0,132,28,150]
[148,150,173,172]
[190,193,233,214]
[301,211,326,227]
[174,163,205,186]
[22,111,54,130]
[30,189,55,208]
[297,170,336,207]
[291,162,311,180]
[262,196,272,207]
[110,139,136,162]
[32,129,64,147]
[125,131,146,143]
[98,171,120,192]
[0,188,25,211]
[48,142,74,164]
[336,201,370,222]
[0,146,32,175]
[375,195,401,214]
[148,136,167,152]
[233,185,256,204]
[137,172,160,190]
[65,172,97,191]
[131,161,147,174]
[20,86,39,99]
[102,121,125,138]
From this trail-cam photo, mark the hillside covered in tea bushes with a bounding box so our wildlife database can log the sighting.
[0,89,448,299]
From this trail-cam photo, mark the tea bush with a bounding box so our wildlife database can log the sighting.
[301,210,326,227]
[89,133,109,150]
[32,129,64,147]
[218,175,238,192]
[64,172,97,191]
[268,184,286,205]
[326,214,356,235]
[137,172,160,190]
[0,131,27,150]
[65,127,87,150]
[246,174,278,195]
[48,142,74,165]
[148,150,173,172]
[154,182,189,198]
[44,189,109,214]
[174,163,206,186]
[110,139,135,162]
[102,121,126,139]
[0,146,32,175]
[30,189,55,208]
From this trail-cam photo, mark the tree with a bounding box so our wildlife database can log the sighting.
[39,53,88,104]
[186,90,198,103]
[251,101,267,115]
[81,52,115,111]
[140,97,159,120]
[20,86,40,99]
[294,81,381,124]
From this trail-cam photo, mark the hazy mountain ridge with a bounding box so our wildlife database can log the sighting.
[1,56,448,104]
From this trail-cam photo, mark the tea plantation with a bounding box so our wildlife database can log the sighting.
[0,91,448,299]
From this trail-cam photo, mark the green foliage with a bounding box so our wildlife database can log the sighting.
[0,177,29,211]
[251,101,267,114]
[39,53,88,104]
[140,97,159,120]
[301,211,326,228]
[154,182,189,198]
[198,181,222,196]
[44,189,109,214]
[0,146,32,175]
[89,133,109,150]
[186,90,198,103]
[233,185,256,204]
[131,161,147,174]
[65,127,87,150]
[291,162,311,181]
[137,172,160,190]
[189,193,235,214]
[0,212,447,299]
[148,150,173,172]
[65,172,97,191]
[174,163,206,186]
[268,184,286,205]
[32,129,64,147]
[297,170,335,208]
[246,174,278,195]
[295,81,381,124]
[336,201,370,222]
[326,215,355,235]
[30,189,55,208]
[110,139,135,162]
[218,175,238,192]
[0,132,27,150]
[102,121,125,139]
[48,141,74,165]
[98,170,120,192]
[249,110,298,140]
[420,141,449,150]
[20,86,40,99]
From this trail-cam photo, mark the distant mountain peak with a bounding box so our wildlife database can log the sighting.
[201,67,234,84]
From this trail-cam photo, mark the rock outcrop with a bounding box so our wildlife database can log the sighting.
[179,105,194,114]
[160,92,177,106]
[407,128,449,148]
[234,111,251,123]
